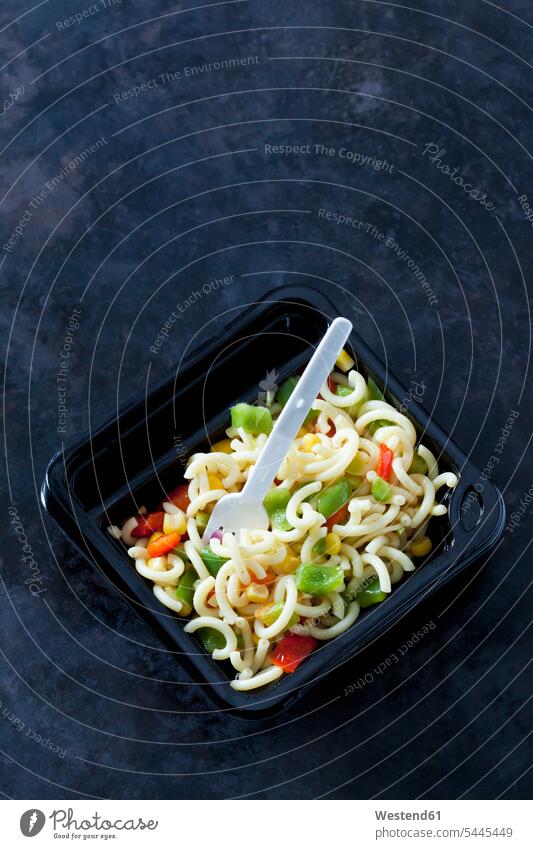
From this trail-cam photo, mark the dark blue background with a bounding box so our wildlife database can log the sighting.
[1,0,532,799]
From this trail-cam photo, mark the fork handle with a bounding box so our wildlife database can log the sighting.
[243,317,352,501]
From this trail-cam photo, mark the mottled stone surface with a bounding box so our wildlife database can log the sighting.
[1,0,531,799]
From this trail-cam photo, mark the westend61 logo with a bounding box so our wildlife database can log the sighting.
[19,807,158,837]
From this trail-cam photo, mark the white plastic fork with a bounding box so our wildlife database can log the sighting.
[201,317,353,544]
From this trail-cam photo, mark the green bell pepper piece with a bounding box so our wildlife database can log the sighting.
[346,475,363,492]
[408,451,428,475]
[197,626,243,653]
[175,569,196,612]
[364,377,390,430]
[276,376,299,406]
[295,562,345,595]
[276,375,318,423]
[260,600,299,629]
[196,627,226,653]
[367,376,384,401]
[367,418,394,436]
[336,383,367,418]
[171,544,189,560]
[313,537,327,556]
[230,402,272,435]
[371,477,392,502]
[354,576,387,608]
[315,479,351,518]
[200,547,228,577]
[263,486,292,531]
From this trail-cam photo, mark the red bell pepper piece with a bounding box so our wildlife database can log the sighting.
[271,634,318,673]
[147,531,181,558]
[325,502,349,531]
[314,418,336,438]
[327,375,336,393]
[130,511,164,538]
[376,443,394,481]
[166,484,190,512]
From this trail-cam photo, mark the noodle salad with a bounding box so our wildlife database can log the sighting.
[108,350,458,691]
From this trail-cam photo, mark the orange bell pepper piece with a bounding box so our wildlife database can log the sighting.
[147,531,181,558]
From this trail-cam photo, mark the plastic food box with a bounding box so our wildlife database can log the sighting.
[41,285,505,717]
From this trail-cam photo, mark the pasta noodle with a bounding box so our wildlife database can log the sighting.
[109,362,458,692]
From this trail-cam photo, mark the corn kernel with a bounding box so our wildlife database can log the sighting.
[208,475,224,490]
[148,531,163,545]
[245,583,269,603]
[410,535,432,557]
[212,439,232,454]
[336,348,355,373]
[275,553,300,574]
[252,631,260,645]
[163,511,187,535]
[302,433,319,452]
[324,532,341,556]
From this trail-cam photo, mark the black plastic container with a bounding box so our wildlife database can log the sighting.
[41,285,505,717]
